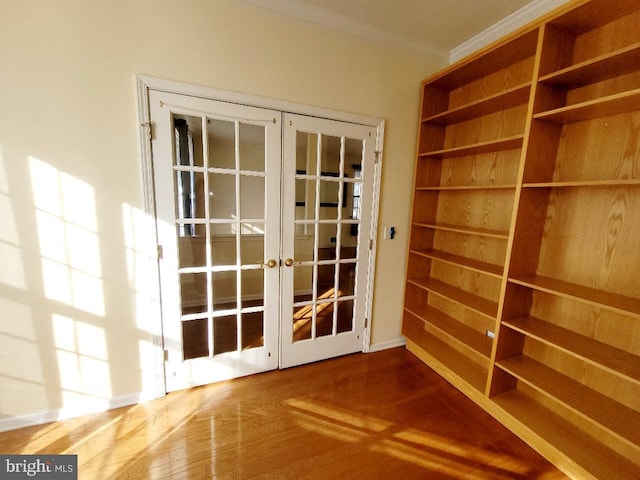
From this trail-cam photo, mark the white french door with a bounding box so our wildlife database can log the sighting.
[280,114,377,368]
[149,90,378,391]
[150,91,282,391]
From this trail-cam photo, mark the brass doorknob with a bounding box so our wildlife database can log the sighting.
[261,259,278,268]
[284,258,296,267]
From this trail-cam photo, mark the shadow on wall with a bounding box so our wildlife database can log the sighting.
[0,144,162,429]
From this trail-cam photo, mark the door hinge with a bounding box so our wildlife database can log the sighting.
[163,349,169,362]
[364,318,368,329]
[369,239,374,250]
[374,151,381,164]
[157,245,163,259]
[142,122,154,141]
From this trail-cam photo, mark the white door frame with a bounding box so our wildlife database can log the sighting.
[136,75,384,396]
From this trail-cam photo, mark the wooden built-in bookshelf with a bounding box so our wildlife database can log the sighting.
[402,1,640,478]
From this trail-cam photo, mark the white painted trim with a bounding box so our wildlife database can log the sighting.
[0,393,150,433]
[138,76,383,129]
[362,122,384,353]
[244,0,448,62]
[136,77,168,399]
[368,337,406,353]
[450,0,572,63]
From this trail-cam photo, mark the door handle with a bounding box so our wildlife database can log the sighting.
[260,259,278,268]
[284,258,300,267]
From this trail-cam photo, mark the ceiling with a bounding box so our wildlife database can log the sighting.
[246,0,570,62]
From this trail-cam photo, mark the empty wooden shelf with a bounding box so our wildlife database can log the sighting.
[403,1,640,478]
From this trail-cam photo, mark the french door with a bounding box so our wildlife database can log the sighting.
[280,114,376,368]
[149,91,377,391]
[151,91,281,391]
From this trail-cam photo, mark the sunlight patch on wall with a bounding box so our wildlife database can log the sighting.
[123,203,163,397]
[0,145,27,290]
[29,157,105,316]
[52,314,112,416]
[122,203,160,333]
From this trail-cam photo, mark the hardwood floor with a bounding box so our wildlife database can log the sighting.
[0,348,568,479]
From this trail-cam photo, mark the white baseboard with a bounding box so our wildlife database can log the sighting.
[0,392,153,433]
[367,336,406,353]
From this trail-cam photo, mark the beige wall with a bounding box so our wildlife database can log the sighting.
[0,0,443,421]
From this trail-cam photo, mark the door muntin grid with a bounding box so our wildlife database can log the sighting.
[292,131,365,342]
[173,114,269,359]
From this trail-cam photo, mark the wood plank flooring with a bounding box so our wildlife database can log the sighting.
[0,348,568,479]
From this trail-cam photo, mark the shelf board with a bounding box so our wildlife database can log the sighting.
[410,248,504,278]
[405,303,493,360]
[534,88,640,124]
[416,184,516,192]
[539,42,640,88]
[497,355,640,450]
[509,275,640,319]
[523,179,640,188]
[503,316,640,386]
[412,222,510,240]
[419,135,524,159]
[404,324,487,393]
[493,389,640,480]
[407,277,498,319]
[423,83,531,125]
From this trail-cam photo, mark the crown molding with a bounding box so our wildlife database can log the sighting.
[449,0,572,63]
[244,0,449,63]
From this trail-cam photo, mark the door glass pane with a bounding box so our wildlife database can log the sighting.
[295,178,316,220]
[180,273,207,315]
[209,173,236,221]
[208,119,236,170]
[211,222,234,236]
[294,230,314,262]
[317,263,335,299]
[174,115,204,168]
[342,222,359,247]
[183,319,208,360]
[337,261,356,297]
[294,265,314,302]
[296,131,318,176]
[320,135,341,174]
[241,269,263,307]
[293,304,313,342]
[175,171,205,221]
[240,231,264,265]
[319,179,340,219]
[178,227,206,268]
[316,301,334,337]
[242,311,264,349]
[214,315,237,355]
[340,244,358,261]
[239,123,265,172]
[212,270,236,310]
[240,175,265,220]
[318,224,337,255]
[345,138,363,169]
[337,299,354,334]
[211,236,236,267]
